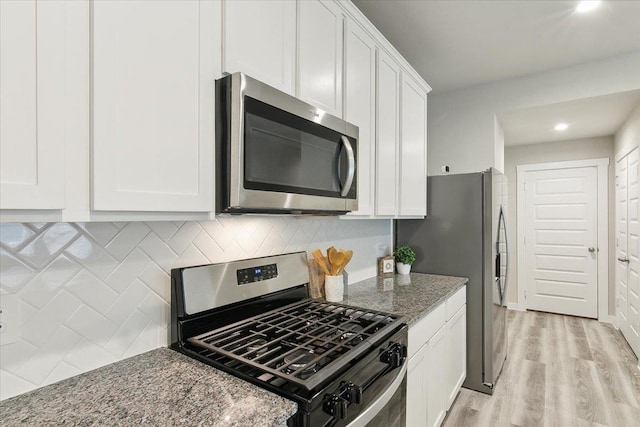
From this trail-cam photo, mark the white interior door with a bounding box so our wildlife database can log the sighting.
[524,166,598,318]
[626,149,640,357]
[616,154,630,339]
[617,147,640,357]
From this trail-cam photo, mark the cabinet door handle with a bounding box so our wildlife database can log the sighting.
[618,257,630,263]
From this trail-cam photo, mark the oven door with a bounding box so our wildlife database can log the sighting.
[308,325,408,427]
[220,73,358,214]
[347,363,407,427]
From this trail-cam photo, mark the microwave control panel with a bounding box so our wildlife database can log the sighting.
[237,263,279,285]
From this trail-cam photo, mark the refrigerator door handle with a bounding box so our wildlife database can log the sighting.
[495,253,504,303]
[500,206,509,307]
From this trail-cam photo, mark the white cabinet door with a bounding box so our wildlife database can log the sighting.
[297,0,343,116]
[375,49,400,216]
[426,326,447,427]
[344,19,376,216]
[445,305,467,408]
[399,73,427,217]
[92,0,215,212]
[0,0,65,209]
[223,0,295,95]
[407,343,427,427]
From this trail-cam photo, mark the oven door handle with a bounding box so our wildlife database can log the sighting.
[346,360,407,427]
[340,136,355,197]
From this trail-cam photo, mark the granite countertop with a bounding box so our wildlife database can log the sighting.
[0,347,297,427]
[341,273,468,326]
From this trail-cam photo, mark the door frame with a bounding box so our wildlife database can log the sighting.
[516,158,610,322]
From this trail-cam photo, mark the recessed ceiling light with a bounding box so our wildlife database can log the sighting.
[576,1,601,13]
[555,123,569,131]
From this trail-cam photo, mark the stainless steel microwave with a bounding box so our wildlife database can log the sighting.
[215,73,358,215]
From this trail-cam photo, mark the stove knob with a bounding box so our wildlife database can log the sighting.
[345,382,363,404]
[380,346,401,368]
[323,394,348,420]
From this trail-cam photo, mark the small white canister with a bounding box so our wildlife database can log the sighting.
[324,275,344,302]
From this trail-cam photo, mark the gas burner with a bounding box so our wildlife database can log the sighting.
[246,338,268,356]
[284,349,316,371]
[339,323,364,342]
[304,314,319,325]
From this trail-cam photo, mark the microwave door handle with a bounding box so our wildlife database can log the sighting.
[340,136,355,197]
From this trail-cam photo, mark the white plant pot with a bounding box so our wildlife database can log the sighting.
[396,262,411,275]
[325,275,344,302]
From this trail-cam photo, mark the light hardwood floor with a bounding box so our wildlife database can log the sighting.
[443,310,640,427]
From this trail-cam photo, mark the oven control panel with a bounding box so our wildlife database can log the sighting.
[237,263,278,285]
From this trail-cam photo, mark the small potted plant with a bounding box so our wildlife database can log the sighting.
[394,246,416,275]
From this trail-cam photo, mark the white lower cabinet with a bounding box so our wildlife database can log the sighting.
[425,326,447,427]
[445,306,466,407]
[406,287,466,427]
[407,341,427,427]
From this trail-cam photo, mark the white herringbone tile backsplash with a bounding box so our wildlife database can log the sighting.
[0,217,391,400]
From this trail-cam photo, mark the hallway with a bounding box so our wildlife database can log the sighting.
[443,310,640,427]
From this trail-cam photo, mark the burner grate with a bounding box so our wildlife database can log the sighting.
[187,299,401,390]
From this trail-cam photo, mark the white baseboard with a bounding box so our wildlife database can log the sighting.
[507,303,525,312]
[506,305,616,326]
[598,315,616,325]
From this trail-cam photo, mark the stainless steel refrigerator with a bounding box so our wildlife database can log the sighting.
[396,168,509,395]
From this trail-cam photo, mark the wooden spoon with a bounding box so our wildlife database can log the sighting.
[338,250,353,274]
[329,250,345,276]
[327,247,337,274]
[312,249,331,276]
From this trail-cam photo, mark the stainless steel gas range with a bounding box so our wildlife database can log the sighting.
[170,252,407,426]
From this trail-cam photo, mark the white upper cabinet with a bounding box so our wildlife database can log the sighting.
[399,73,428,216]
[223,0,296,95]
[92,0,216,212]
[344,19,376,216]
[297,0,343,116]
[375,49,401,216]
[1,0,431,221]
[0,0,65,210]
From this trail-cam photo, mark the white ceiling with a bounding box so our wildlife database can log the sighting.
[497,90,640,146]
[353,0,640,93]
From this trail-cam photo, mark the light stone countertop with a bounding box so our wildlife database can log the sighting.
[0,274,466,426]
[341,272,468,326]
[0,347,297,427]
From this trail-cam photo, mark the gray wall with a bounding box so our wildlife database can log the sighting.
[615,102,640,156]
[428,52,640,175]
[504,136,615,314]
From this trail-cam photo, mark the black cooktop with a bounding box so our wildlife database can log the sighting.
[186,298,400,390]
